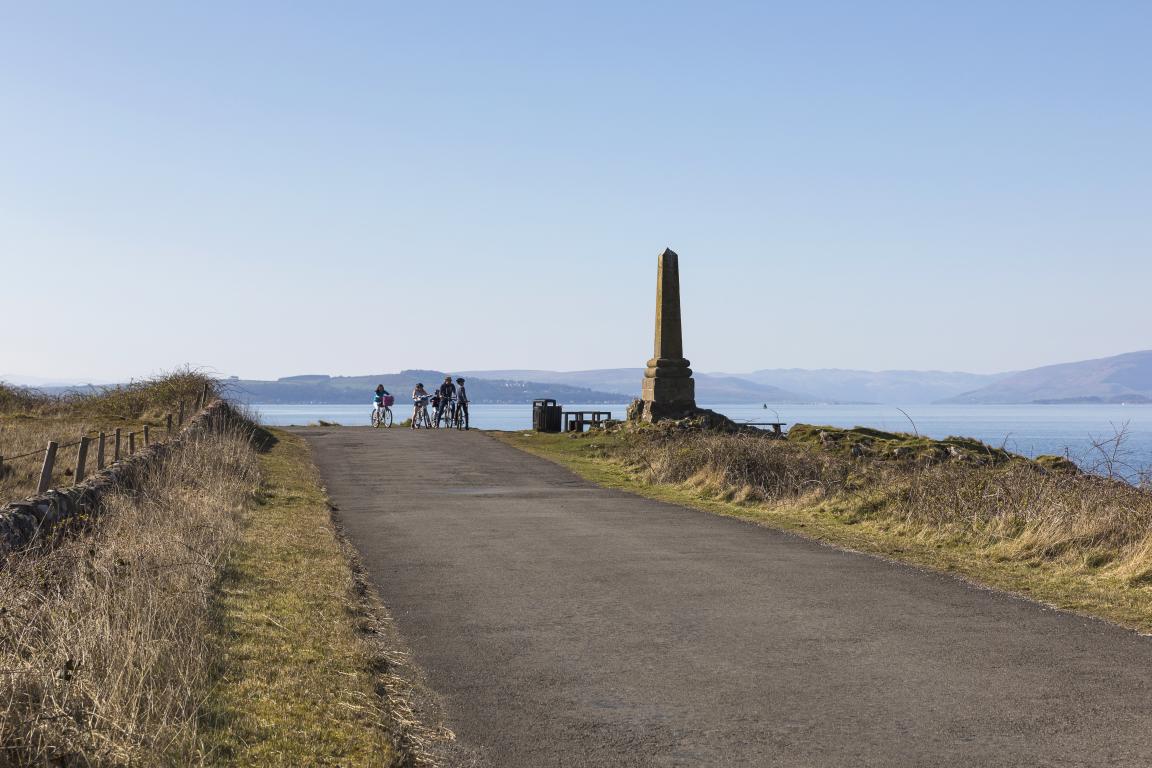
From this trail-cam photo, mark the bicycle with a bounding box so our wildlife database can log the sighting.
[443,399,469,430]
[371,393,395,429]
[412,397,433,429]
[370,403,393,428]
[436,399,458,429]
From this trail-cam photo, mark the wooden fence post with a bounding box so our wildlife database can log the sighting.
[129,432,136,455]
[97,433,106,470]
[166,414,173,436]
[178,400,185,426]
[38,442,58,494]
[202,382,211,408]
[75,437,90,482]
[144,425,151,446]
[114,428,122,461]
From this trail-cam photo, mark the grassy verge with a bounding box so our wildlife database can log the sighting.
[202,429,408,768]
[494,429,1152,633]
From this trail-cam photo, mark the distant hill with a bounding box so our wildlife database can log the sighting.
[729,369,1008,405]
[694,374,814,403]
[226,371,630,405]
[940,351,1152,404]
[458,369,815,403]
[460,368,1003,404]
[458,369,646,396]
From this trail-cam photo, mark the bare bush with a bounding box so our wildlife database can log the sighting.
[80,369,218,423]
[620,430,854,502]
[0,386,57,415]
[0,425,258,766]
[1079,421,1150,485]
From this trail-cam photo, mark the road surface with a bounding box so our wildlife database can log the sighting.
[296,426,1152,767]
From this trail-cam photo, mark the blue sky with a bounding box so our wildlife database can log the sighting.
[1,1,1149,381]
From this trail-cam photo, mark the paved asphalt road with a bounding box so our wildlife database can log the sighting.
[296,427,1152,767]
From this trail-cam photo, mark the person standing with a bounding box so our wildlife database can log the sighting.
[437,376,457,428]
[455,377,470,430]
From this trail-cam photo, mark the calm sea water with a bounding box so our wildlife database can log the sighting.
[251,402,1152,475]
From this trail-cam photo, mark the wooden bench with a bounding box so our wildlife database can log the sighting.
[563,411,614,432]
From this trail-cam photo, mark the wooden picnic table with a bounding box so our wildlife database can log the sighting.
[563,411,614,432]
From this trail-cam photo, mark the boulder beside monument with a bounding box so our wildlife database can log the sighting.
[627,248,741,430]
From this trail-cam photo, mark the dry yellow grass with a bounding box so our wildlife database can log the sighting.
[0,424,257,766]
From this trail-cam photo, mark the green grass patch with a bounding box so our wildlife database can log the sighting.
[786,423,1019,465]
[202,429,402,767]
[494,430,1152,633]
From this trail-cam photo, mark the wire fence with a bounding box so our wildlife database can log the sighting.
[0,383,213,496]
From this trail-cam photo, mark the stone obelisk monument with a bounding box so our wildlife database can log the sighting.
[637,248,698,422]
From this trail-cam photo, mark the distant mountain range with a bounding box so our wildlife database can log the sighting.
[223,371,631,405]
[460,368,1003,404]
[713,369,1007,405]
[457,369,813,404]
[463,352,1152,404]
[941,350,1152,404]
[8,350,1152,405]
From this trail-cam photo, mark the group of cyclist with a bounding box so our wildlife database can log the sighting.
[372,376,470,430]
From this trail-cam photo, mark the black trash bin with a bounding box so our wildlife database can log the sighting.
[532,399,562,433]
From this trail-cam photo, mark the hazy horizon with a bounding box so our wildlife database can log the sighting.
[3,3,1149,380]
[9,347,1152,388]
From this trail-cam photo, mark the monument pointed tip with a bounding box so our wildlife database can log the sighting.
[660,247,679,259]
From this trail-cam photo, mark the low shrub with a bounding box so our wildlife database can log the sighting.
[620,430,852,501]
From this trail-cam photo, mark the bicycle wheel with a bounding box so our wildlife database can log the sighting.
[383,407,393,428]
[371,408,381,428]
